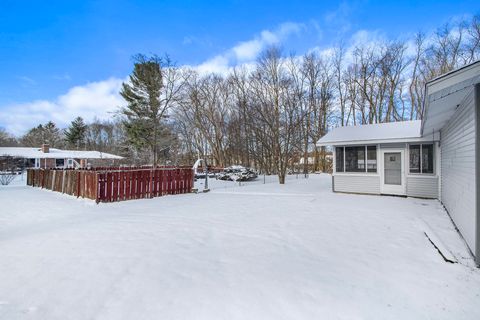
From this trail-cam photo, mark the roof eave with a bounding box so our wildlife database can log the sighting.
[316,135,437,147]
[421,60,480,135]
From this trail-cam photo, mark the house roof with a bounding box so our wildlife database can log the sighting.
[421,60,480,135]
[0,147,123,160]
[316,120,426,146]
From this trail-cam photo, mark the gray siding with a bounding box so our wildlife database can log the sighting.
[406,176,438,198]
[441,88,476,255]
[333,175,380,194]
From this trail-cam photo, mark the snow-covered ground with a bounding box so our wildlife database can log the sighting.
[1,174,479,319]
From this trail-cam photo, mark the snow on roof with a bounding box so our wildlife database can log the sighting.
[316,120,422,146]
[0,147,123,159]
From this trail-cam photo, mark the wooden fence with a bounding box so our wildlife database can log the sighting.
[27,167,194,203]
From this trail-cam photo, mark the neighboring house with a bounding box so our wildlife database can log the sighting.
[0,144,123,169]
[298,154,333,165]
[317,60,480,264]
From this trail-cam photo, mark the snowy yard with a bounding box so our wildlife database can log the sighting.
[1,174,479,320]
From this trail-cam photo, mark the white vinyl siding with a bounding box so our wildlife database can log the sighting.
[406,176,438,198]
[441,88,476,255]
[333,175,380,194]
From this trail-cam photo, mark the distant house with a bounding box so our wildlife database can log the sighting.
[317,60,480,264]
[0,144,123,169]
[298,154,333,165]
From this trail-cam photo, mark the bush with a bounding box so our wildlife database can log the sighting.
[0,173,15,185]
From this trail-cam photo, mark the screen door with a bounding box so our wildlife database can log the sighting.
[384,152,401,185]
[381,149,405,195]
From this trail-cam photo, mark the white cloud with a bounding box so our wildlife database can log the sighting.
[348,29,385,49]
[342,29,387,63]
[324,1,353,35]
[16,76,37,86]
[232,39,265,61]
[0,78,125,136]
[182,35,213,47]
[52,73,72,81]
[195,55,231,75]
[195,22,305,75]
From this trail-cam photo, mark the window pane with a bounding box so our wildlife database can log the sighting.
[55,159,65,168]
[409,145,420,173]
[367,146,377,172]
[345,146,365,172]
[422,144,434,174]
[335,147,344,172]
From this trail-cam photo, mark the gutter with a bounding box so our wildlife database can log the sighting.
[316,135,438,147]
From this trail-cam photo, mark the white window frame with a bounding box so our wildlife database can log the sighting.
[335,145,378,174]
[407,143,435,175]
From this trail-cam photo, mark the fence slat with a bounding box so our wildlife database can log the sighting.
[112,172,118,202]
[126,171,131,200]
[106,172,112,202]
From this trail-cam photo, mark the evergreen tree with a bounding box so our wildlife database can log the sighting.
[120,54,166,165]
[65,116,87,149]
[21,121,63,148]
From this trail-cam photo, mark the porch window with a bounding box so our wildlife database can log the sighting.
[367,146,377,172]
[409,144,434,174]
[335,147,344,172]
[422,144,434,174]
[335,145,377,173]
[345,146,365,172]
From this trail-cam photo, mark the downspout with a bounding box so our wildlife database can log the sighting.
[332,146,335,192]
[475,83,480,266]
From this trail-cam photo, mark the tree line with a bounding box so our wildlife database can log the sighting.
[1,16,479,183]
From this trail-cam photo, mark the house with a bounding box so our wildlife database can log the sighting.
[317,60,480,264]
[0,144,123,169]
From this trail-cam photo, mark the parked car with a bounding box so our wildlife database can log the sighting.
[216,165,257,181]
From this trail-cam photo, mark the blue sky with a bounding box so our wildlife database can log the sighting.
[0,0,479,134]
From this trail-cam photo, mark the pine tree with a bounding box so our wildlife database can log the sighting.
[65,117,87,149]
[21,121,63,148]
[120,54,165,165]
[42,121,63,147]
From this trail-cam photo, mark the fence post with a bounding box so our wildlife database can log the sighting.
[61,170,65,193]
[95,173,100,204]
[76,171,81,198]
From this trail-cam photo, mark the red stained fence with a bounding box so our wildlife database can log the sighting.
[27,167,194,203]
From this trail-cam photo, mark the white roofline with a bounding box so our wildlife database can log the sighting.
[316,135,439,147]
[0,147,123,160]
[426,60,480,93]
